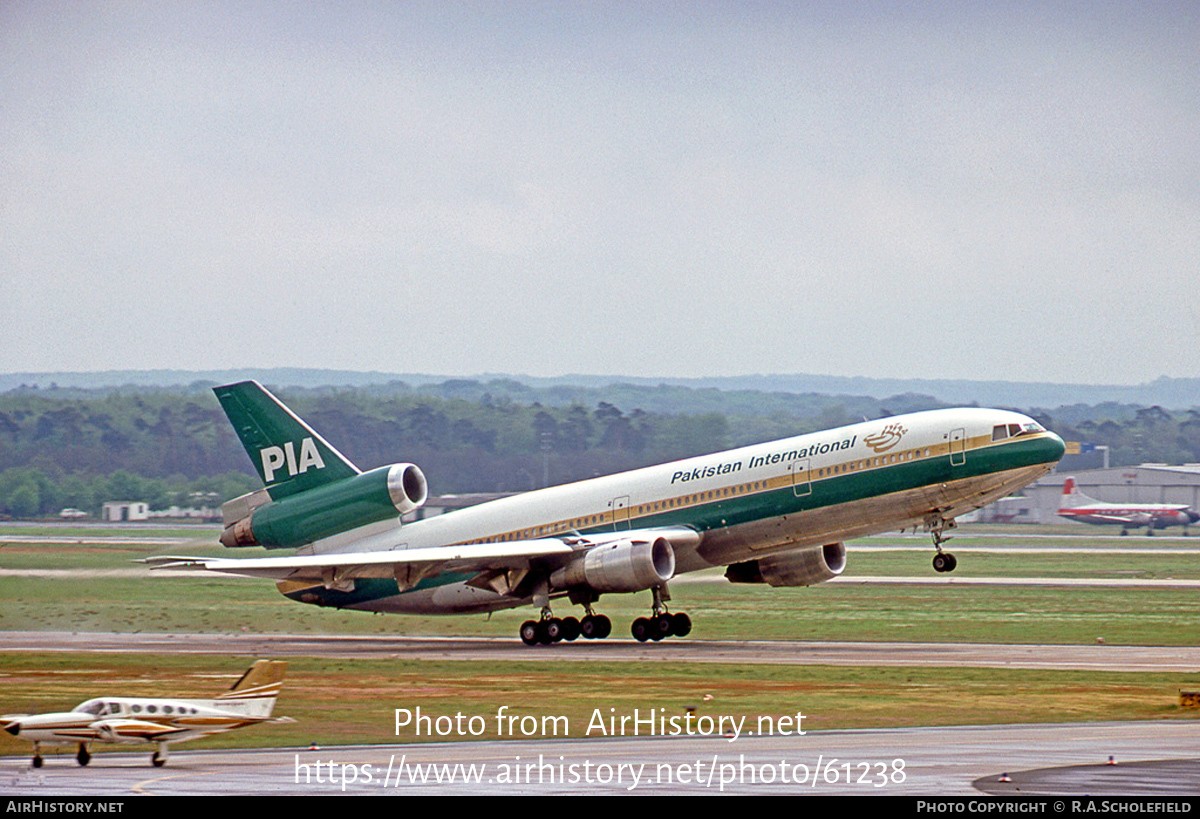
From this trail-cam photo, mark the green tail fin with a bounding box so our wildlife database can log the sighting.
[214,381,359,499]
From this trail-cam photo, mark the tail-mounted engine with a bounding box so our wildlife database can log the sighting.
[221,463,428,549]
[725,542,847,587]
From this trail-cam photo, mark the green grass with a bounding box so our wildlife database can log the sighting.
[3,522,1199,755]
[2,522,1199,644]
[1,573,1197,646]
[1,653,1197,760]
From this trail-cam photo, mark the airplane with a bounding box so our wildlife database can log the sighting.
[2,660,287,768]
[1057,477,1200,535]
[149,381,1065,645]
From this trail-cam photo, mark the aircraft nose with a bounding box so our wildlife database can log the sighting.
[1044,431,1066,463]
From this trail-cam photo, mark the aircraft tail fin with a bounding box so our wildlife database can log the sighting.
[214,381,360,499]
[217,660,288,717]
[1059,477,1093,509]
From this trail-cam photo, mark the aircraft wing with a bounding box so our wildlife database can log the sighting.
[1085,514,1141,524]
[144,539,581,582]
[143,527,700,584]
[92,718,196,742]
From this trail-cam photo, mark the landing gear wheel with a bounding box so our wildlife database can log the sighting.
[32,756,43,769]
[581,614,611,640]
[932,553,957,573]
[670,612,692,637]
[654,613,675,639]
[631,617,652,642]
[152,750,166,768]
[520,620,540,646]
[560,616,581,641]
[76,745,90,766]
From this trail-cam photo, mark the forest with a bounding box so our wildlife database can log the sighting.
[0,379,1197,519]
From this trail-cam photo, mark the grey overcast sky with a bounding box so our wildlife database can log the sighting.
[3,1,1198,384]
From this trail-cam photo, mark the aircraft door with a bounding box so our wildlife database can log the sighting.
[790,458,812,497]
[610,496,631,531]
[949,428,966,467]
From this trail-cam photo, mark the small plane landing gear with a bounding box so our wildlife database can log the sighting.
[926,513,958,573]
[76,743,90,766]
[152,744,169,767]
[32,744,43,768]
[631,585,692,642]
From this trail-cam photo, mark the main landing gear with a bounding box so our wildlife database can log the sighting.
[631,585,691,642]
[520,607,612,645]
[517,586,693,645]
[926,513,958,573]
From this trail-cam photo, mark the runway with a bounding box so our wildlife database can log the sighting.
[4,526,1198,796]
[3,721,1197,795]
[4,631,1200,672]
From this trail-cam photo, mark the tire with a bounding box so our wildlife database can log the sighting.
[655,614,675,638]
[594,614,612,639]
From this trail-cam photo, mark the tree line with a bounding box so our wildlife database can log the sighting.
[0,382,1196,518]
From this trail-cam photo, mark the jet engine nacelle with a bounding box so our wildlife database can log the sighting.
[724,542,847,587]
[551,537,676,593]
[221,463,428,549]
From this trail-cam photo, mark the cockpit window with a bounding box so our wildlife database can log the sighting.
[77,699,105,716]
[992,425,1009,441]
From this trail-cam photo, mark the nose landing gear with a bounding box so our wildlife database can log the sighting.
[926,513,958,573]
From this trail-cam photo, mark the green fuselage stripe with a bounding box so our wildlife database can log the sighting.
[283,434,1060,609]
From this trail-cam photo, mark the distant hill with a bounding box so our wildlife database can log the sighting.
[1,369,1197,410]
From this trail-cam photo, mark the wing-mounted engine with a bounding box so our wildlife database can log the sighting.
[220,463,428,549]
[1150,509,1200,529]
[724,542,847,587]
[550,533,685,593]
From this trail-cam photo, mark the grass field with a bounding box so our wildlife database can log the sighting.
[1,653,1197,760]
[2,522,1198,755]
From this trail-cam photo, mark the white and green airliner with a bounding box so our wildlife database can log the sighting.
[152,381,1065,645]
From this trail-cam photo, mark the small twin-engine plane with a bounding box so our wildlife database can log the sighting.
[2,660,287,768]
[149,381,1065,645]
[1058,476,1200,535]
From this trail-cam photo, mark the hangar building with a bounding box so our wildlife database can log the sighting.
[977,464,1200,526]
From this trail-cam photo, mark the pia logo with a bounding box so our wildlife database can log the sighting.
[863,423,907,453]
[261,437,326,482]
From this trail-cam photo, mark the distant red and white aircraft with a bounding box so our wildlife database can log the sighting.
[1057,477,1199,535]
